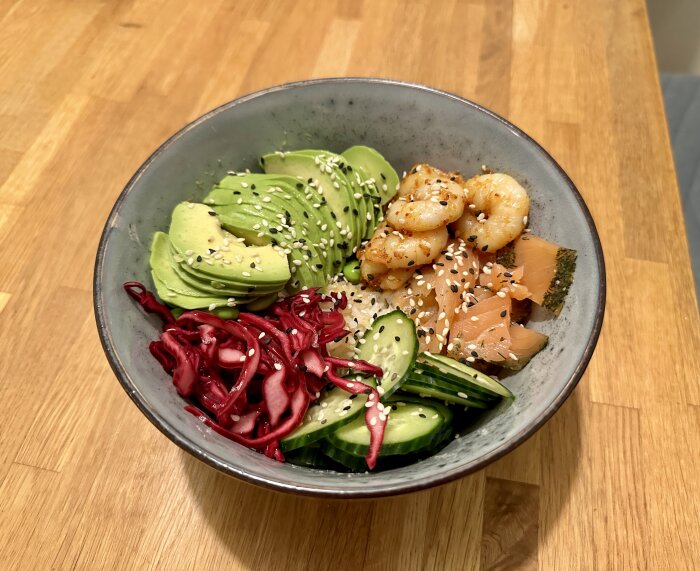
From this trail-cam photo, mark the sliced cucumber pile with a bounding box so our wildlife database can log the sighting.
[280,316,514,472]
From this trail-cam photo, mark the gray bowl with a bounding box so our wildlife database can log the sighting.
[94,78,605,498]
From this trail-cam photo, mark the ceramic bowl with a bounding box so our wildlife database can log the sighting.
[94,78,605,498]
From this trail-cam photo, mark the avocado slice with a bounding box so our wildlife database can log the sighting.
[205,178,331,288]
[343,159,383,239]
[288,150,367,247]
[149,232,239,309]
[342,146,399,205]
[262,151,360,255]
[168,202,290,284]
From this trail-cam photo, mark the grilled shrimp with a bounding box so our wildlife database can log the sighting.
[360,260,415,291]
[360,222,448,269]
[385,164,467,232]
[452,173,530,252]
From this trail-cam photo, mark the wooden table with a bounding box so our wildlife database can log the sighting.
[1,0,699,569]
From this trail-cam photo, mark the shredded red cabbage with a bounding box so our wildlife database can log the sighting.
[123,283,387,469]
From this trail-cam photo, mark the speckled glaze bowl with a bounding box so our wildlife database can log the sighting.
[94,78,605,498]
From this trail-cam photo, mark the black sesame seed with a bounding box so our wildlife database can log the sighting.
[500,310,507,317]
[450,284,459,293]
[233,190,241,195]
[410,308,417,315]
[504,272,513,277]
[343,206,350,212]
[352,208,359,216]
[468,235,477,242]
[307,178,313,183]
[381,172,386,180]
[316,263,323,269]
[394,336,400,342]
[482,245,489,252]
[196,255,202,262]
[439,200,448,206]
[296,183,303,189]
[379,325,385,333]
[208,248,216,254]
[250,262,255,268]
[419,413,426,418]
[269,228,278,234]
[303,211,309,218]
[330,212,337,219]
[450,269,458,274]
[251,184,256,189]
[470,350,478,357]
[349,394,358,400]
[363,388,372,394]
[407,260,415,266]
[208,211,216,216]
[320,419,327,424]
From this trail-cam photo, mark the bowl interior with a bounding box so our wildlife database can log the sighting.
[95,79,604,497]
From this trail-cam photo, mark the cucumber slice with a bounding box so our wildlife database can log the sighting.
[419,353,514,399]
[285,445,333,469]
[408,366,501,402]
[326,398,452,457]
[400,379,492,408]
[356,310,418,399]
[279,386,370,452]
[320,441,370,472]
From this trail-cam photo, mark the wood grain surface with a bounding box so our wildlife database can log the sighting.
[1,0,699,569]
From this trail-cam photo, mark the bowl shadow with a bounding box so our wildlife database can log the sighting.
[180,389,583,570]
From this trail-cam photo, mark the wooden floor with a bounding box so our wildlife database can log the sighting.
[1,0,699,569]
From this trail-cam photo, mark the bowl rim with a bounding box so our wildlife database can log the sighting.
[94,77,606,498]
